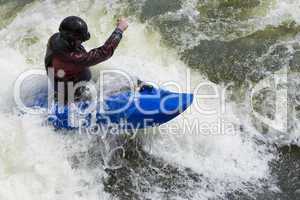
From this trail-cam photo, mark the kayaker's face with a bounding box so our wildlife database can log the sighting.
[74,40,82,47]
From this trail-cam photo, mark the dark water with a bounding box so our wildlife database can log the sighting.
[1,0,300,199]
[120,2,300,198]
[0,0,34,27]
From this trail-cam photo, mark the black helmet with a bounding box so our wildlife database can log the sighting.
[59,16,90,42]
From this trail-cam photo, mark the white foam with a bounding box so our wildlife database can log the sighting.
[0,0,284,199]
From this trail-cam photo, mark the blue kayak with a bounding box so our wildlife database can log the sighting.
[31,86,193,130]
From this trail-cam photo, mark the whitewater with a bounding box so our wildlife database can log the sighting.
[0,0,300,199]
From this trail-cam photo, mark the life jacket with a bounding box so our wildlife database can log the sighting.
[44,28,123,102]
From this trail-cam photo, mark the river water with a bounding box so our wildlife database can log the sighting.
[0,0,300,199]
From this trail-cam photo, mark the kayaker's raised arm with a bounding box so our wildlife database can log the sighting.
[59,28,124,67]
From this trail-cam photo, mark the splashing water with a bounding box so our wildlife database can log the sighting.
[1,0,300,199]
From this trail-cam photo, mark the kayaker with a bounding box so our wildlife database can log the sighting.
[45,16,128,103]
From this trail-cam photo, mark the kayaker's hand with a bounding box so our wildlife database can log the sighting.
[139,83,154,93]
[117,17,128,32]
